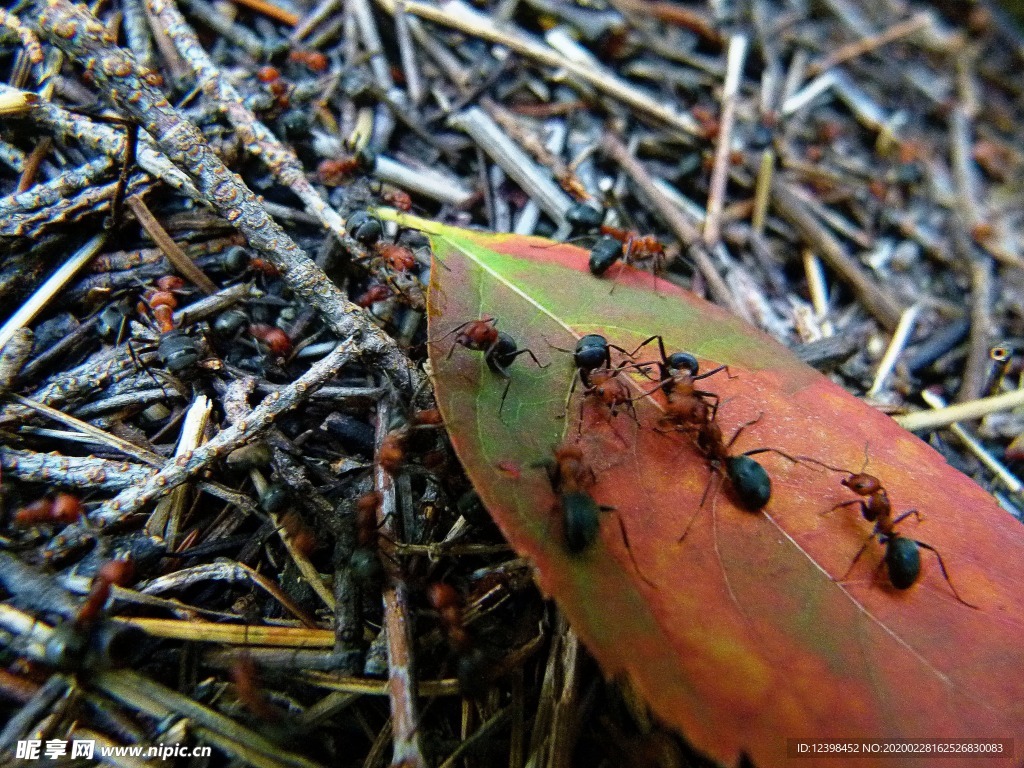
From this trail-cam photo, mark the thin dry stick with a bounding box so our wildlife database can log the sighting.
[959,256,993,403]
[34,0,420,396]
[117,618,335,646]
[375,0,701,138]
[375,402,426,768]
[919,389,1023,494]
[600,132,742,314]
[125,196,218,294]
[894,387,1024,432]
[0,233,105,351]
[703,33,748,246]
[770,180,904,330]
[808,12,932,75]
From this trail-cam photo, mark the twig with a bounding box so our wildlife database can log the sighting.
[84,341,352,527]
[374,401,426,768]
[770,180,904,330]
[0,233,105,351]
[919,389,1023,495]
[894,387,1024,432]
[449,107,573,226]
[867,303,920,398]
[375,0,701,138]
[703,33,748,246]
[125,196,218,294]
[809,12,933,75]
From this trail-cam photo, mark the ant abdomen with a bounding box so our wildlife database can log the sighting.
[884,536,921,590]
[725,455,771,510]
[561,491,602,554]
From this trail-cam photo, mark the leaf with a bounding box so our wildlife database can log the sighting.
[380,211,1024,768]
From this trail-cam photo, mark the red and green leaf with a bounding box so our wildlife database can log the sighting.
[379,211,1024,768]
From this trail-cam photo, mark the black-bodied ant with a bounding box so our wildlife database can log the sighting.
[675,412,797,541]
[540,443,654,585]
[811,459,976,606]
[630,335,730,420]
[542,442,607,553]
[434,318,547,415]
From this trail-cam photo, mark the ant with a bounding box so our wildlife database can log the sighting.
[562,334,635,393]
[541,443,609,553]
[434,318,547,416]
[577,362,642,437]
[287,49,329,73]
[812,458,976,606]
[13,492,83,527]
[630,335,729,426]
[675,413,797,541]
[380,187,412,212]
[76,559,134,630]
[595,227,667,278]
[249,323,293,358]
[350,491,386,585]
[318,150,376,187]
[137,277,202,375]
[427,582,471,653]
[540,444,655,585]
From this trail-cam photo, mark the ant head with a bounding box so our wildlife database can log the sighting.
[842,473,881,495]
[667,351,699,375]
[574,335,610,370]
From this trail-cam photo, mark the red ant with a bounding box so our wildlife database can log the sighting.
[231,656,283,722]
[137,278,202,375]
[76,559,134,630]
[279,511,316,556]
[675,412,797,541]
[540,444,654,584]
[287,50,329,72]
[374,243,417,273]
[13,493,84,527]
[317,150,376,186]
[434,318,547,416]
[249,324,293,358]
[542,443,605,553]
[578,362,642,436]
[380,188,412,212]
[354,281,393,307]
[379,429,408,475]
[599,226,667,275]
[810,457,976,606]
[350,491,386,584]
[629,336,730,428]
[427,582,471,652]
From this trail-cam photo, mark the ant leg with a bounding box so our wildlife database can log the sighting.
[107,122,137,230]
[616,514,656,588]
[838,536,875,581]
[742,447,804,466]
[694,365,730,382]
[824,499,864,516]
[679,472,719,542]
[495,370,513,418]
[627,335,667,361]
[502,347,549,369]
[913,541,977,608]
[725,412,764,450]
[891,509,922,527]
